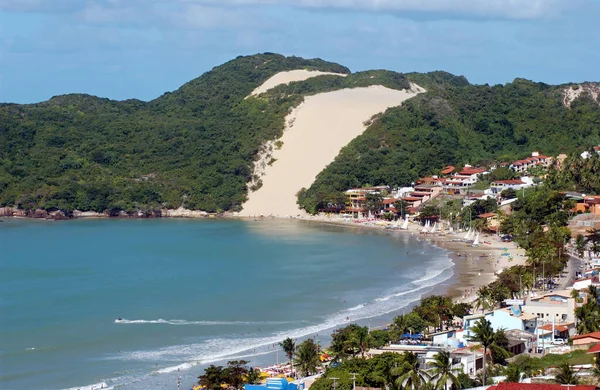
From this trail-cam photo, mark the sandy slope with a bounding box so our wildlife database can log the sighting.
[250,69,346,96]
[241,83,425,217]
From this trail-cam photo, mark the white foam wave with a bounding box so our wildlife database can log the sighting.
[108,252,455,388]
[114,255,454,374]
[347,303,365,311]
[115,319,293,326]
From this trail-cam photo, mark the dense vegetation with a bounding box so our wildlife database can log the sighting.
[2,53,599,216]
[298,78,600,213]
[0,54,358,214]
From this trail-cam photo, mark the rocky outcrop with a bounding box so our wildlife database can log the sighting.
[563,83,600,108]
[0,207,26,217]
[161,207,209,218]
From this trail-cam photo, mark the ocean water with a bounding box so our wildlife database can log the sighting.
[0,218,454,390]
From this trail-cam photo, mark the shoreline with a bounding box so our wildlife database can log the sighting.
[1,211,528,304]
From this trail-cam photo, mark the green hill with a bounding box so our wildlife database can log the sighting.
[297,78,600,213]
[1,54,599,216]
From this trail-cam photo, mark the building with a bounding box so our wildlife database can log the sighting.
[587,342,600,363]
[521,290,577,325]
[450,346,484,376]
[583,196,600,215]
[490,179,526,194]
[509,152,551,173]
[463,307,537,339]
[478,212,501,232]
[572,331,600,347]
[344,186,390,218]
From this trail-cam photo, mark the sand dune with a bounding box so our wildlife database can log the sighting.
[250,69,346,96]
[241,83,425,217]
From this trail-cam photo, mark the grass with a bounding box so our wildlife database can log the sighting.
[538,350,594,368]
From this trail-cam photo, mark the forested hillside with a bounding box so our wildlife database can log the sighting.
[297,78,600,213]
[0,54,358,213]
[1,53,599,216]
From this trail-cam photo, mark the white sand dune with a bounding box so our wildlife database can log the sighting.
[250,69,346,96]
[241,83,425,217]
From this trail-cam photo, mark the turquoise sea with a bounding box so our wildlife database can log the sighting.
[0,218,454,390]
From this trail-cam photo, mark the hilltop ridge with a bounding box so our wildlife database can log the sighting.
[0,53,599,217]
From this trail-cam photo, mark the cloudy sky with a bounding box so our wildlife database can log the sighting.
[1,0,598,103]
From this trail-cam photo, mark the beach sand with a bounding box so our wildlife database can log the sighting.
[249,69,346,97]
[241,84,425,217]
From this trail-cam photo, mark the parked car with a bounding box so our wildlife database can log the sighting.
[551,338,566,345]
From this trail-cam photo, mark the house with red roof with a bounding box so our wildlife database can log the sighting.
[509,152,551,173]
[572,331,600,347]
[588,342,600,362]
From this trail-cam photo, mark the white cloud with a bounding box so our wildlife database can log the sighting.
[0,0,582,20]
[180,0,578,19]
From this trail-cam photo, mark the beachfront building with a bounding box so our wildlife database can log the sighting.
[521,290,577,325]
[477,212,501,232]
[509,152,551,173]
[463,307,538,339]
[572,276,600,291]
[344,186,390,218]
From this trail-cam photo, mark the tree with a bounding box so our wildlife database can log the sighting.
[246,367,261,385]
[392,352,430,390]
[368,329,390,349]
[430,351,461,390]
[575,234,586,257]
[224,360,250,390]
[352,326,370,358]
[474,286,493,313]
[468,318,495,386]
[394,199,409,218]
[294,338,320,377]
[451,302,472,319]
[280,338,296,365]
[500,188,517,200]
[364,193,383,218]
[198,365,225,390]
[554,362,578,385]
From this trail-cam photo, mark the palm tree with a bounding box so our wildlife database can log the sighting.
[430,351,461,390]
[352,326,369,358]
[474,286,492,313]
[468,318,495,386]
[392,352,430,390]
[575,302,600,334]
[279,338,295,367]
[554,362,578,385]
[293,338,319,377]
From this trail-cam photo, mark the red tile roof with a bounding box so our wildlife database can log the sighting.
[493,180,525,185]
[382,198,397,205]
[572,331,600,341]
[441,166,455,175]
[459,167,486,175]
[478,212,497,218]
[588,343,600,354]
[488,384,596,390]
[539,324,569,332]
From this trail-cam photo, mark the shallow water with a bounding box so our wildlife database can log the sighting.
[0,218,453,389]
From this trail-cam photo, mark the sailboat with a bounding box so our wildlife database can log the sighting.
[401,215,409,230]
[421,220,429,234]
[430,222,437,234]
[463,228,471,240]
[472,231,480,247]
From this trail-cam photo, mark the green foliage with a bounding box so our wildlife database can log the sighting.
[298,79,600,213]
[0,54,354,213]
[294,338,320,376]
[547,152,600,194]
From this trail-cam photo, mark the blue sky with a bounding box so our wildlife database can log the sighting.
[1,0,599,103]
